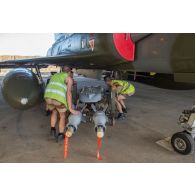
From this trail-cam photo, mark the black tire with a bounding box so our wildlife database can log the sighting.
[171,132,194,155]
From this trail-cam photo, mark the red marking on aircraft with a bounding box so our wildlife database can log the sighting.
[113,33,135,61]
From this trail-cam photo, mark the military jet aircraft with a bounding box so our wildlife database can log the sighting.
[1,33,195,155]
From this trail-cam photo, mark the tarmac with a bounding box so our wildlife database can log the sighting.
[1,76,195,163]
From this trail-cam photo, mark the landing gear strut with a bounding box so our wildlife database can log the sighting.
[107,89,116,126]
[35,65,45,86]
[171,105,195,155]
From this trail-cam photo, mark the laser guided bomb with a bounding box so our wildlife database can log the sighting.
[1,68,44,109]
[65,85,110,138]
[93,111,107,138]
[65,112,82,137]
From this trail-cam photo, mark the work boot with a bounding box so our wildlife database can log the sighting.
[116,113,125,120]
[56,133,65,142]
[50,127,56,138]
[122,107,128,113]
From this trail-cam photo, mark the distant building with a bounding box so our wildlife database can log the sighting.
[0,55,37,61]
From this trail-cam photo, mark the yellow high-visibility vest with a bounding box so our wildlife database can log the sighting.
[44,72,68,108]
[112,80,135,95]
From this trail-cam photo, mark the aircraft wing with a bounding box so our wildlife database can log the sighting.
[0,54,98,69]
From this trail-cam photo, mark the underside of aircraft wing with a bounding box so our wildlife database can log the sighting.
[0,54,99,69]
[0,54,129,70]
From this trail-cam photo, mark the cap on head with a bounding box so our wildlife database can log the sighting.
[63,65,72,73]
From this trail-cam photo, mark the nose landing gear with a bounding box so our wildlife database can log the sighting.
[171,131,194,155]
[171,106,195,155]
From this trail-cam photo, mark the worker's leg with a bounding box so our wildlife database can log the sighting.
[118,94,129,113]
[115,98,125,119]
[119,99,126,108]
[117,95,126,108]
[45,98,56,123]
[117,94,127,111]
[115,98,123,113]
[51,109,58,128]
[55,110,66,142]
[58,111,66,133]
[49,108,57,137]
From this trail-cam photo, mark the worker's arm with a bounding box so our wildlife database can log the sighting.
[66,76,79,115]
[112,84,123,96]
[112,83,121,91]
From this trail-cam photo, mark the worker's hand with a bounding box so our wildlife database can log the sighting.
[69,109,80,115]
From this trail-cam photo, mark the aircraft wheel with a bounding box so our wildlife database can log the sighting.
[171,132,194,155]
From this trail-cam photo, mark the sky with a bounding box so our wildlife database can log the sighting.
[0,33,54,56]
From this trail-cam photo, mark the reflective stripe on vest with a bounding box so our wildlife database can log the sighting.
[49,82,67,90]
[45,89,65,98]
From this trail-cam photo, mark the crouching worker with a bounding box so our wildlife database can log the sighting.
[104,76,135,120]
[44,66,79,141]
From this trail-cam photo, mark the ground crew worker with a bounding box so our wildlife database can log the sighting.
[44,65,79,141]
[45,71,57,116]
[104,76,135,119]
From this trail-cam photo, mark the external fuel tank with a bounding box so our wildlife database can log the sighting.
[1,68,44,110]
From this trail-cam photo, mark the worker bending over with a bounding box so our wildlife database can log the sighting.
[104,76,135,120]
[44,65,79,141]
[45,71,57,116]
